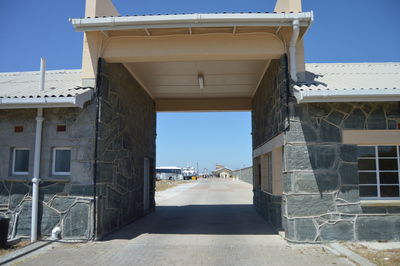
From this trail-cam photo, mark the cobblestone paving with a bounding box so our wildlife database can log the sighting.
[11,179,353,266]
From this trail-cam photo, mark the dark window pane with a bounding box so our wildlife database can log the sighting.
[359,185,378,197]
[14,150,29,173]
[358,172,377,184]
[358,146,376,158]
[55,150,71,173]
[379,159,398,170]
[380,186,400,197]
[380,172,399,184]
[358,159,376,170]
[378,146,397,157]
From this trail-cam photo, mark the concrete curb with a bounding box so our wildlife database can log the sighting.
[328,243,376,266]
[0,240,55,265]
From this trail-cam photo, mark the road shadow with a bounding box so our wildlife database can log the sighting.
[103,204,277,241]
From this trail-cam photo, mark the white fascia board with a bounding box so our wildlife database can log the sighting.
[294,88,400,103]
[0,91,93,109]
[70,12,313,32]
[253,133,284,158]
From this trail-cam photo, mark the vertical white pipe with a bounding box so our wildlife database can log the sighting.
[289,19,300,82]
[40,58,46,91]
[31,58,45,242]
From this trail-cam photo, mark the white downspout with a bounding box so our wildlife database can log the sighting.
[289,19,300,82]
[31,58,45,242]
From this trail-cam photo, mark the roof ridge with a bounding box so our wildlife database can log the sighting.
[0,69,82,76]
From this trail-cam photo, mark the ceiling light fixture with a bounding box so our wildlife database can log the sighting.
[198,74,204,89]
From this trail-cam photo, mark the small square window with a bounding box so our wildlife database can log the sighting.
[14,126,24,133]
[12,148,29,175]
[56,125,66,132]
[52,148,71,175]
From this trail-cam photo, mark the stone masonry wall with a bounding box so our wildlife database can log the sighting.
[283,101,400,242]
[232,166,253,184]
[252,56,289,148]
[95,60,156,239]
[0,105,96,239]
[251,55,289,229]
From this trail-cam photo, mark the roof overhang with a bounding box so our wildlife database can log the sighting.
[70,12,313,32]
[0,90,93,109]
[294,88,400,103]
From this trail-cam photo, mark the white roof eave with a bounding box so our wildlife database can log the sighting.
[294,88,400,103]
[0,90,93,109]
[70,12,313,32]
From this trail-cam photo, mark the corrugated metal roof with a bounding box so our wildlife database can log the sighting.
[0,69,91,99]
[83,11,304,19]
[294,62,400,103]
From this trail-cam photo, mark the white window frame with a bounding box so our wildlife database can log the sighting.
[12,148,30,175]
[358,145,400,200]
[52,147,71,175]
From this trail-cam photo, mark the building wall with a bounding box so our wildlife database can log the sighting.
[251,55,289,229]
[0,105,96,239]
[283,101,400,242]
[95,60,156,239]
[232,167,253,184]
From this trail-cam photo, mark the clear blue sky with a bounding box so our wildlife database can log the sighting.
[1,0,399,172]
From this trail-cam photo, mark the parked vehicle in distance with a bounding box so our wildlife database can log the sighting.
[182,166,198,180]
[156,166,183,181]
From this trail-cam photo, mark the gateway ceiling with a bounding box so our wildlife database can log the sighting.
[126,60,269,99]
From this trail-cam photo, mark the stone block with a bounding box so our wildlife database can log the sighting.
[0,182,9,205]
[9,182,30,210]
[285,145,311,170]
[320,221,354,241]
[367,107,387,129]
[319,120,341,142]
[388,120,398,129]
[326,111,345,126]
[97,163,114,184]
[361,206,387,214]
[333,103,353,114]
[309,145,336,170]
[338,163,359,185]
[385,102,400,119]
[338,145,357,163]
[15,201,32,236]
[63,203,90,239]
[286,194,336,217]
[286,121,317,143]
[356,216,400,241]
[295,218,317,241]
[69,185,93,197]
[39,205,60,235]
[336,204,361,214]
[40,183,66,202]
[308,103,331,118]
[106,186,122,210]
[386,207,400,213]
[337,185,360,202]
[51,197,76,212]
[292,171,339,193]
[285,218,295,240]
[343,109,366,129]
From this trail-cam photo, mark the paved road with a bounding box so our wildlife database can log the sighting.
[12,178,352,266]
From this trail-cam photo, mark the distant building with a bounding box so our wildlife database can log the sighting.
[212,166,232,178]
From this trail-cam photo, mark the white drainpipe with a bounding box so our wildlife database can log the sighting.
[31,58,45,242]
[289,19,300,82]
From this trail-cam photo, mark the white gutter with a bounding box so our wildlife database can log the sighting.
[289,19,300,82]
[31,58,45,243]
[70,12,313,32]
